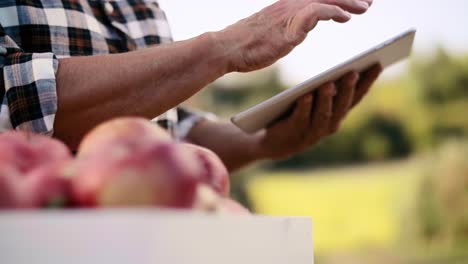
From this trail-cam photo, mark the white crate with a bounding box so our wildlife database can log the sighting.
[0,210,314,264]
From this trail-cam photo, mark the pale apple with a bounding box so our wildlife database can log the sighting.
[217,198,251,215]
[192,183,222,212]
[72,142,203,208]
[179,143,230,196]
[77,117,172,158]
[191,184,251,215]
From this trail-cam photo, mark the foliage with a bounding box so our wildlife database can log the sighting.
[409,49,468,148]
[412,49,468,106]
[415,140,468,248]
[270,111,413,169]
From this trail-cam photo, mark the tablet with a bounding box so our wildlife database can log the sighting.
[231,28,416,133]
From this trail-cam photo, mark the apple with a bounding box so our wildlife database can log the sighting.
[16,162,73,208]
[0,134,35,173]
[0,131,72,173]
[77,117,172,159]
[217,198,251,215]
[0,166,20,209]
[179,143,230,196]
[71,142,203,208]
[25,133,72,164]
[0,163,73,209]
[191,184,251,214]
[192,183,222,212]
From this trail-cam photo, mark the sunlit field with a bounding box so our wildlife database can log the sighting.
[247,160,422,254]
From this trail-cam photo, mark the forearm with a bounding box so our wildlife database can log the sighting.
[186,119,264,172]
[54,33,228,149]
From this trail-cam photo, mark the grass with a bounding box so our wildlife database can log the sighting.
[246,160,423,254]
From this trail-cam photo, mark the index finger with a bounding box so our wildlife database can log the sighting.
[317,0,370,14]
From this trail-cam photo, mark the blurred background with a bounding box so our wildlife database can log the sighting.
[160,0,468,263]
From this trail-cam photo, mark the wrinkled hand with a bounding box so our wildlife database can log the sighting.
[254,64,382,160]
[217,0,373,72]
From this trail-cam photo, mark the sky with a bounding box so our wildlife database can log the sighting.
[159,0,468,84]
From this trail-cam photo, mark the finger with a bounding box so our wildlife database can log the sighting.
[330,71,359,132]
[317,0,369,14]
[352,63,383,107]
[362,0,373,7]
[289,94,314,143]
[308,82,336,142]
[301,3,351,32]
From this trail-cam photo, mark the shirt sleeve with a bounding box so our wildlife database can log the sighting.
[0,24,59,135]
[174,107,219,140]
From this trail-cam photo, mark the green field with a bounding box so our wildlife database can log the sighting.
[246,160,423,254]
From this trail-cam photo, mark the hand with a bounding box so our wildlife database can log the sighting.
[253,64,382,160]
[215,0,373,72]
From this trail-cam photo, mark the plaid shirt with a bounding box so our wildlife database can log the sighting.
[0,0,211,138]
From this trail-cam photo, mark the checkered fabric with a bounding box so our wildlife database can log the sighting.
[0,0,208,138]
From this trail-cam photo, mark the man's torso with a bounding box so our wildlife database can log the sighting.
[0,0,178,128]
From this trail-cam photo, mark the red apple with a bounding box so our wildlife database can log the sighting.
[0,163,73,209]
[25,133,72,164]
[71,142,203,208]
[0,131,72,173]
[179,143,230,196]
[0,166,21,209]
[77,117,172,159]
[0,135,35,173]
[16,162,73,208]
